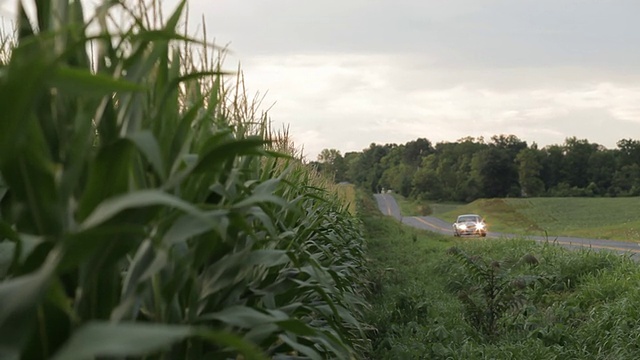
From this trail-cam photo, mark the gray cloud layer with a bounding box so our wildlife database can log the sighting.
[187,0,640,68]
[3,0,640,158]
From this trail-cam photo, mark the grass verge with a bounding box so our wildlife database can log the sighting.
[362,191,640,359]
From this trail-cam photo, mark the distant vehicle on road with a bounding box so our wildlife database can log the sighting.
[453,214,487,237]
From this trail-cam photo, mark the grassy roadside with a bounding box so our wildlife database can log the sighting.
[361,191,472,358]
[362,191,640,359]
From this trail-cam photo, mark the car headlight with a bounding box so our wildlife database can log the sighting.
[476,222,485,230]
[459,224,467,230]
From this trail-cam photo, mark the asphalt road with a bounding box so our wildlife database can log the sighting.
[374,193,640,260]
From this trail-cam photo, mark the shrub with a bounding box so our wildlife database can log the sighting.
[446,247,544,339]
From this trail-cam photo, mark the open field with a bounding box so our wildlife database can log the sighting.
[440,197,640,242]
[428,202,464,216]
[389,193,430,216]
[390,193,462,217]
[394,196,640,242]
[363,192,640,359]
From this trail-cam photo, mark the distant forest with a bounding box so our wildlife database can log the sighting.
[312,135,640,202]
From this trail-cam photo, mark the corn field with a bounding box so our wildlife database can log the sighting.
[0,1,368,359]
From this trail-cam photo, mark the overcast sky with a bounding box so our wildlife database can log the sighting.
[4,0,640,160]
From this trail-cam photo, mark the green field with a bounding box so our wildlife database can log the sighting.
[390,193,463,216]
[363,193,640,359]
[429,202,464,216]
[389,196,640,242]
[434,197,640,241]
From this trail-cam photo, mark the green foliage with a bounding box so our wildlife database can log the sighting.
[0,1,368,359]
[361,193,474,359]
[345,134,640,202]
[446,247,542,339]
[516,147,545,196]
[471,146,518,198]
[364,192,640,359]
[312,148,348,182]
[345,143,395,193]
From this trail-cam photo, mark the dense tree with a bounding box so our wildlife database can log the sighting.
[471,147,515,198]
[540,144,564,189]
[587,150,616,194]
[318,148,340,163]
[379,146,414,196]
[616,139,640,167]
[612,164,640,196]
[339,134,640,202]
[487,135,526,196]
[412,154,444,199]
[491,134,527,158]
[381,163,414,196]
[344,152,363,184]
[516,148,544,197]
[345,143,393,192]
[403,138,433,167]
[562,137,599,188]
[316,148,347,181]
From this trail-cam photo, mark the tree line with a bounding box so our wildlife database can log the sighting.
[312,135,640,202]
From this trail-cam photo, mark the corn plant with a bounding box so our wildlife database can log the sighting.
[0,1,368,359]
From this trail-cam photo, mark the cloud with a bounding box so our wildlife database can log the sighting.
[241,53,640,158]
[3,0,640,159]
[178,0,640,71]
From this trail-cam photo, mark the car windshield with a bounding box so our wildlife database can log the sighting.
[458,216,480,223]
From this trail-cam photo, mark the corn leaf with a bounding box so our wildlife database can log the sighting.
[0,250,60,359]
[50,66,145,95]
[127,131,166,179]
[51,322,193,360]
[80,190,208,230]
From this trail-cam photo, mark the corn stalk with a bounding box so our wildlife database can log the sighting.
[0,1,368,359]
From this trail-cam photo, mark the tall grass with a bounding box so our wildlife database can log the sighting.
[364,189,640,359]
[0,1,368,359]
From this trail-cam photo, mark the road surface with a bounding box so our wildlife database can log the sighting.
[374,193,640,259]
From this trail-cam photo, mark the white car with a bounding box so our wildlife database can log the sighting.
[453,214,487,237]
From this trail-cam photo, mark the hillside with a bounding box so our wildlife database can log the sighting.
[437,197,640,242]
